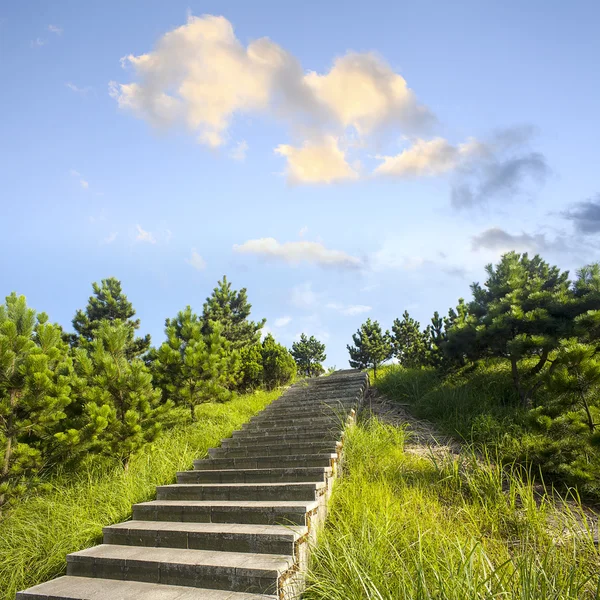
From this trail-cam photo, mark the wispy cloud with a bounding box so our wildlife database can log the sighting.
[70,169,89,189]
[274,316,292,327]
[233,237,362,269]
[103,232,118,244]
[229,140,248,162]
[48,24,63,35]
[186,248,206,270]
[291,282,319,309]
[326,302,371,316]
[66,82,92,95]
[30,37,45,48]
[135,224,156,244]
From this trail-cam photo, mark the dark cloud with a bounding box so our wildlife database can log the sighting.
[451,127,550,210]
[563,195,600,234]
[471,226,567,254]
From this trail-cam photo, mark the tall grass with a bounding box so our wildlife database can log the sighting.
[306,417,600,599]
[0,389,280,599]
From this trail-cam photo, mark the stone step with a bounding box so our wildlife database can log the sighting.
[155,482,326,502]
[103,521,308,556]
[256,406,355,419]
[208,442,340,458]
[230,426,339,439]
[178,466,332,484]
[241,416,350,430]
[193,453,337,471]
[220,433,339,447]
[66,544,296,596]
[16,576,276,600]
[133,500,319,526]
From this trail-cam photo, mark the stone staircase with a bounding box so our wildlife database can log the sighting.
[17,369,368,600]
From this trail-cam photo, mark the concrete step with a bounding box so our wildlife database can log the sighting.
[256,406,355,419]
[220,433,339,447]
[242,416,350,430]
[155,482,326,502]
[178,466,332,484]
[193,453,338,471]
[66,544,296,596]
[208,442,341,458]
[230,426,340,439]
[17,576,276,599]
[103,521,307,556]
[133,500,319,526]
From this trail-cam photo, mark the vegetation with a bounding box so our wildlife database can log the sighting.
[347,318,392,379]
[0,389,280,600]
[350,250,600,501]
[0,275,297,516]
[307,418,600,599]
[291,333,327,377]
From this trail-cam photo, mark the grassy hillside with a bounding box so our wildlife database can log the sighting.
[376,363,600,502]
[0,389,280,600]
[307,418,600,599]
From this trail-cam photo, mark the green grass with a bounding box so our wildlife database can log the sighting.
[375,363,600,501]
[306,417,600,600]
[0,389,280,599]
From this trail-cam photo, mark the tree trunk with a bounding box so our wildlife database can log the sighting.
[190,403,196,422]
[528,348,549,377]
[0,390,18,512]
[580,392,596,433]
[511,356,527,407]
[373,363,377,380]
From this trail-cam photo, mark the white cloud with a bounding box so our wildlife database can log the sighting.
[375,137,485,177]
[103,232,118,244]
[66,82,92,95]
[304,52,434,135]
[135,224,156,244]
[274,316,292,327]
[275,136,358,184]
[111,14,433,167]
[70,169,89,189]
[260,324,274,340]
[229,140,248,161]
[299,226,308,238]
[291,282,318,309]
[186,248,206,270]
[165,229,173,242]
[326,302,371,316]
[233,237,362,269]
[48,25,63,35]
[31,38,45,48]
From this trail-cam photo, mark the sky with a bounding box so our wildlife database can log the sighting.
[1,0,600,368]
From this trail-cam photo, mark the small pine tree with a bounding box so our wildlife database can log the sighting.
[261,334,296,390]
[347,318,392,379]
[202,276,265,350]
[0,294,74,512]
[239,343,264,391]
[391,311,429,368]
[70,277,151,359]
[74,321,170,466]
[291,334,327,377]
[546,339,600,434]
[152,307,240,421]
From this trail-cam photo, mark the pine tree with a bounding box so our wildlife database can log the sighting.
[70,277,150,359]
[0,293,74,512]
[546,339,600,434]
[347,318,392,379]
[261,334,296,390]
[239,343,264,391]
[446,252,574,406]
[291,334,327,377]
[391,311,429,368]
[202,276,265,350]
[152,307,239,421]
[74,321,170,465]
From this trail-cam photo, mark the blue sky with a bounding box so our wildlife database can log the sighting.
[1,0,599,368]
